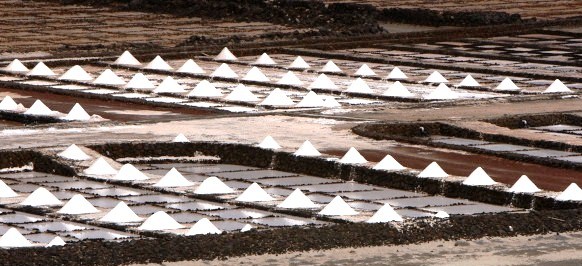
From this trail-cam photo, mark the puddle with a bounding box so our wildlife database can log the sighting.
[203,208,272,219]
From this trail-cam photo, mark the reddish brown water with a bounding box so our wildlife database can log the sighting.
[1,88,215,122]
[323,146,582,192]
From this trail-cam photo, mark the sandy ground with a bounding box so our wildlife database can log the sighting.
[129,231,582,266]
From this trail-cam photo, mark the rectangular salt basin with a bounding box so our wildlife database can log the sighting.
[432,137,492,146]
[255,176,340,186]
[165,201,227,211]
[378,196,471,208]
[82,187,144,197]
[396,209,433,218]
[0,213,45,223]
[176,164,259,174]
[297,182,379,193]
[46,181,111,190]
[123,194,193,204]
[422,203,517,215]
[340,189,421,201]
[66,229,136,240]
[474,144,536,152]
[534,124,582,132]
[19,221,87,232]
[512,149,579,158]
[214,170,299,180]
[250,217,326,227]
[169,212,211,223]
[202,208,273,219]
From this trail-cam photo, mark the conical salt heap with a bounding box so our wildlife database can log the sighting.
[0,180,18,198]
[509,175,540,193]
[114,51,141,66]
[145,55,173,70]
[20,187,62,206]
[113,163,149,181]
[424,71,448,83]
[210,63,238,79]
[321,60,342,73]
[4,59,29,73]
[323,97,341,108]
[387,66,408,80]
[153,168,194,187]
[0,228,32,248]
[194,176,234,194]
[125,73,155,90]
[57,144,91,161]
[463,167,496,186]
[58,194,99,215]
[172,133,190,143]
[241,224,253,232]
[424,83,458,100]
[383,81,414,97]
[354,64,376,76]
[277,71,303,86]
[186,218,222,236]
[84,157,118,176]
[296,91,326,108]
[27,62,56,77]
[309,73,338,90]
[46,236,66,247]
[225,84,258,102]
[556,183,582,201]
[58,65,93,81]
[434,211,450,219]
[138,211,184,231]
[544,79,571,93]
[346,78,373,93]
[236,182,274,202]
[254,53,276,65]
[495,77,520,91]
[294,140,321,156]
[259,88,294,106]
[0,96,19,111]
[99,201,143,223]
[188,80,221,98]
[339,147,368,164]
[153,76,186,94]
[243,66,270,82]
[319,196,358,216]
[214,47,237,61]
[93,69,125,86]
[24,100,53,116]
[63,103,91,121]
[373,154,405,171]
[258,135,281,150]
[177,59,205,74]
[367,203,403,223]
[288,56,310,70]
[277,188,317,209]
[418,162,448,178]
[458,74,480,87]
